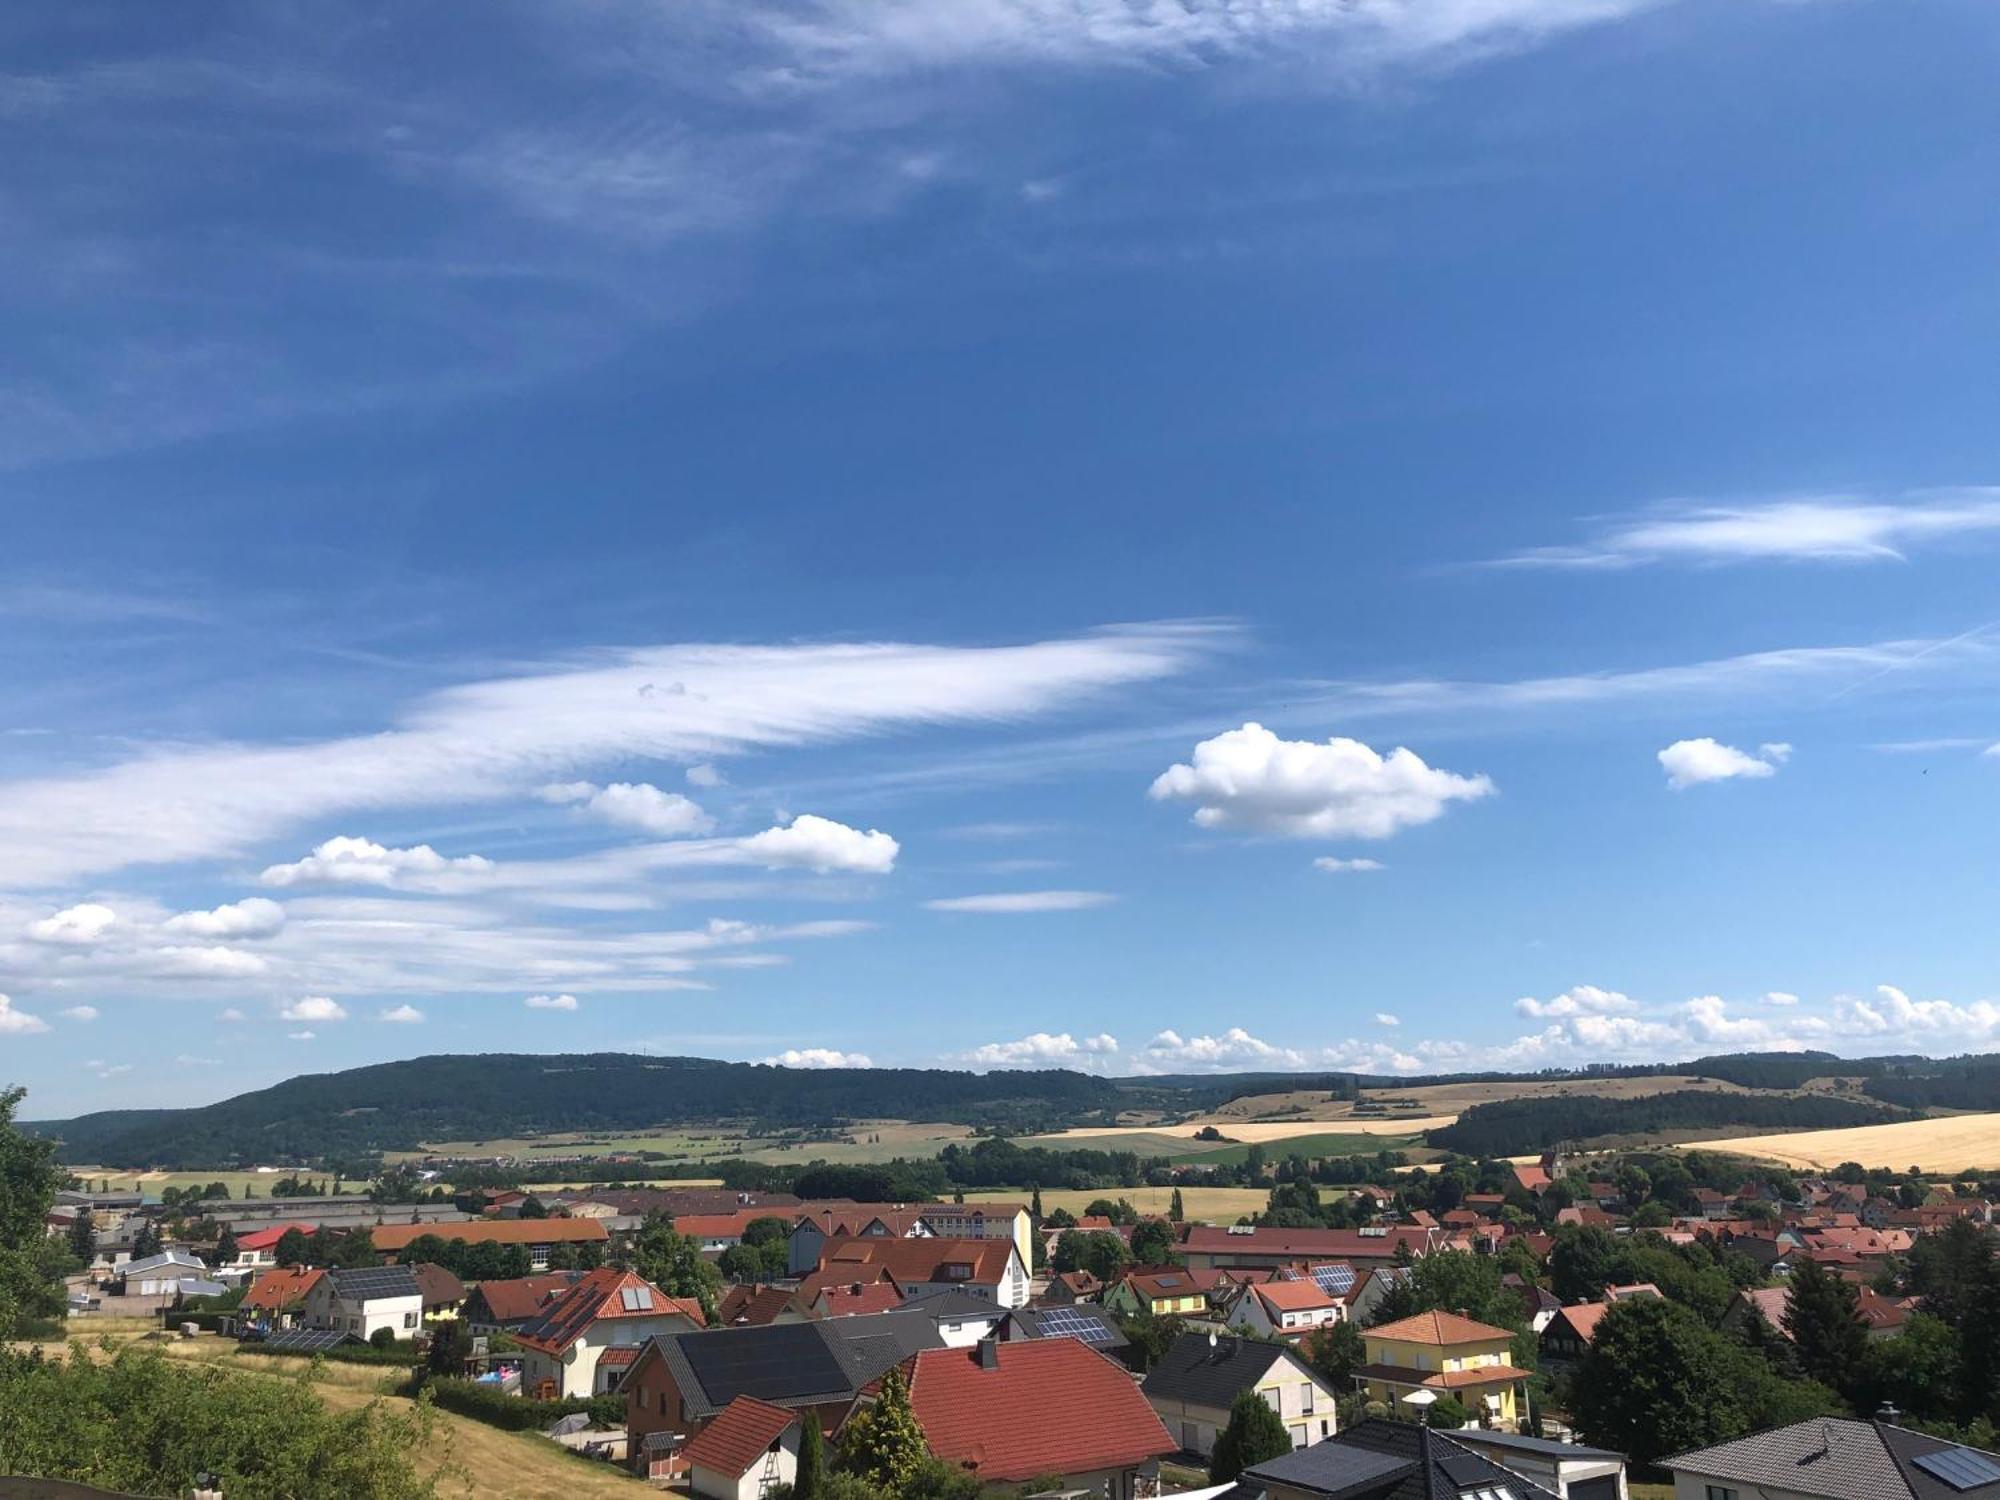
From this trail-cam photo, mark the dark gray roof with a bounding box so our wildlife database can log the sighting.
[1007,1305,1128,1350]
[908,1290,1009,1321]
[1245,1420,1564,1500]
[1669,1420,2000,1500]
[644,1308,944,1419]
[1142,1332,1304,1410]
[329,1265,421,1302]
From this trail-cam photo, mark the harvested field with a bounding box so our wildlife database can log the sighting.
[1699,1112,2000,1172]
[1029,1117,1456,1145]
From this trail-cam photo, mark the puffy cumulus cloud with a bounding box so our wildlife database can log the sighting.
[1143,1026,1305,1070]
[1150,723,1493,840]
[1314,857,1385,873]
[962,1031,1120,1066]
[1836,985,2000,1043]
[1682,994,1781,1045]
[1764,991,1801,1007]
[0,993,50,1034]
[378,1004,425,1024]
[1658,738,1788,790]
[1374,1013,1401,1027]
[740,814,898,874]
[165,897,286,939]
[26,901,116,945]
[279,995,347,1023]
[1513,985,1637,1020]
[763,1047,873,1068]
[61,1005,99,1022]
[923,890,1113,914]
[539,780,715,837]
[524,992,580,1011]
[153,945,271,979]
[261,836,494,889]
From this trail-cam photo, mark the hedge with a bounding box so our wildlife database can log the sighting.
[237,1340,419,1368]
[398,1373,623,1431]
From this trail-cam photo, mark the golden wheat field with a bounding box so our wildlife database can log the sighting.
[1700,1112,2000,1172]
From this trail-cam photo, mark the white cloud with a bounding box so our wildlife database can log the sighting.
[0,629,1207,888]
[154,945,271,979]
[1374,1013,1401,1027]
[378,1003,425,1024]
[963,1031,1120,1066]
[26,902,116,945]
[85,1059,131,1077]
[686,764,724,788]
[740,814,898,874]
[1493,490,2000,569]
[61,1005,99,1022]
[923,890,1113,913]
[1682,994,1779,1045]
[165,897,286,939]
[216,1007,247,1023]
[763,1047,873,1068]
[1514,985,1638,1019]
[1151,722,1493,839]
[1314,857,1385,873]
[524,992,580,1011]
[0,994,49,1035]
[1764,991,1800,1007]
[261,836,495,889]
[539,780,715,837]
[1658,737,1786,789]
[1143,1026,1305,1070]
[279,995,347,1022]
[1835,984,2000,1044]
[287,1030,316,1041]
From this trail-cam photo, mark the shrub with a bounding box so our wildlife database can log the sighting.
[397,1373,621,1432]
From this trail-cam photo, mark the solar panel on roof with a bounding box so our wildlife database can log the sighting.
[333,1266,418,1300]
[1309,1263,1356,1295]
[680,1323,853,1406]
[632,1285,653,1310]
[1032,1308,1116,1345]
[1914,1450,2000,1491]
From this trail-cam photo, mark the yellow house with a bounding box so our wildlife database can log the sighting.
[1105,1269,1215,1319]
[1354,1310,1529,1430]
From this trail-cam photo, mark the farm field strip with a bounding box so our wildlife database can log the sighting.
[1697,1112,2000,1172]
[1028,1116,1456,1145]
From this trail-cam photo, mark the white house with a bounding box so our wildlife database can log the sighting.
[1142,1332,1337,1458]
[513,1266,707,1399]
[1233,1280,1346,1341]
[681,1396,800,1500]
[119,1250,212,1297]
[303,1265,423,1342]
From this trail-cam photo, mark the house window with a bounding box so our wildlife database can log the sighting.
[1263,1390,1283,1415]
[405,1313,418,1329]
[1706,1488,1738,1500]
[1302,1385,1315,1414]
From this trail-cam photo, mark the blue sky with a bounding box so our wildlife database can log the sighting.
[5,0,2000,1117]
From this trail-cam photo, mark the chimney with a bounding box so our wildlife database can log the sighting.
[976,1337,1000,1370]
[1876,1402,1902,1424]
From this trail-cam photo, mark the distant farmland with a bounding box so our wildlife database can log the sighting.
[1700,1112,2000,1172]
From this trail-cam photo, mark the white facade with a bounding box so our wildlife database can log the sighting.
[690,1428,798,1500]
[303,1281,422,1342]
[1237,1290,1344,1341]
[520,1309,703,1399]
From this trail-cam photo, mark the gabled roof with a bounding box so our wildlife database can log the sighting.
[1245,1417,1566,1500]
[515,1267,689,1355]
[682,1396,797,1480]
[720,1283,799,1326]
[465,1272,582,1323]
[1254,1280,1340,1315]
[801,1236,1014,1296]
[641,1309,946,1420]
[328,1265,421,1303]
[1669,1419,2000,1500]
[1544,1302,1612,1345]
[241,1266,323,1312]
[235,1226,308,1253]
[811,1281,907,1317]
[1005,1305,1128,1350]
[411,1262,465,1310]
[1181,1226,1434,1260]
[1142,1331,1309,1411]
[1367,1310,1514,1346]
[908,1340,1175,1483]
[677,1210,788,1240]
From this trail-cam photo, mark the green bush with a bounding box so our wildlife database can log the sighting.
[398,1373,621,1431]
[237,1339,416,1368]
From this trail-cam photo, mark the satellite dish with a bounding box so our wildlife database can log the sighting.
[1208,1331,1219,1348]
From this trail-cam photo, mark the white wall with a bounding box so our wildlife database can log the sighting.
[690,1430,798,1500]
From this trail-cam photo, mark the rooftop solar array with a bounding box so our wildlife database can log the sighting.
[263,1328,360,1352]
[1914,1450,2000,1491]
[331,1266,420,1300]
[681,1322,854,1405]
[1030,1308,1117,1346]
[1309,1263,1357,1296]
[620,1286,655,1312]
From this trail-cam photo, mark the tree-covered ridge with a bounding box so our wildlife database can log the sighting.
[1865,1054,2000,1110]
[1426,1089,1906,1157]
[29,1052,1131,1167]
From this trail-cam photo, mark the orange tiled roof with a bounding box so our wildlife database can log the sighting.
[1367,1309,1515,1345]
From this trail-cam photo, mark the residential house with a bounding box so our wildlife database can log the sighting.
[1244,1418,1580,1500]
[1354,1310,1531,1431]
[1180,1225,1434,1274]
[370,1216,608,1270]
[117,1250,212,1297]
[718,1283,806,1327]
[238,1266,323,1332]
[1504,1275,1563,1334]
[892,1288,1007,1348]
[621,1309,945,1478]
[681,1396,800,1500]
[1723,1286,1912,1343]
[461,1271,583,1333]
[1042,1270,1103,1304]
[1001,1303,1130,1359]
[677,1210,785,1256]
[799,1280,906,1320]
[411,1262,466,1325]
[1345,1266,1412,1327]
[514,1267,705,1398]
[1666,1417,2000,1500]
[303,1265,423,1342]
[1233,1279,1346,1342]
[916,1201,1035,1274]
[225,1225,309,1270]
[1141,1331,1336,1458]
[798,1235,1030,1309]
[900,1338,1176,1499]
[1540,1303,1612,1363]
[784,1206,935,1277]
[1104,1268,1217,1320]
[1450,1431,1630,1500]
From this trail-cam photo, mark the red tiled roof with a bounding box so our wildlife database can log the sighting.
[468,1272,583,1323]
[515,1267,691,1356]
[236,1226,308,1253]
[813,1236,1013,1287]
[372,1218,607,1252]
[1253,1281,1338,1314]
[684,1395,798,1480]
[597,1345,643,1371]
[241,1266,323,1312]
[1355,1361,1533,1391]
[1181,1226,1433,1259]
[720,1283,800,1326]
[1367,1310,1514,1346]
[677,1210,787,1240]
[908,1341,1175,1483]
[1546,1302,1612,1344]
[812,1281,906,1317]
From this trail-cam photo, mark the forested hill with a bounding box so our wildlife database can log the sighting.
[1426,1089,1909,1158]
[27,1053,1129,1168]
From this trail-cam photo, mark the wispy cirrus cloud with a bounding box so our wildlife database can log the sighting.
[924,890,1114,914]
[1487,489,2000,569]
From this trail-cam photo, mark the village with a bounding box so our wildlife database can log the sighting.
[41,1148,2000,1500]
